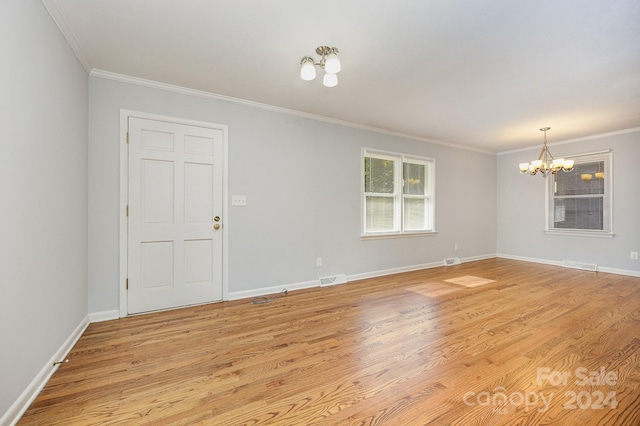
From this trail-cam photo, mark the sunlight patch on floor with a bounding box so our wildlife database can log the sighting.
[444,275,496,288]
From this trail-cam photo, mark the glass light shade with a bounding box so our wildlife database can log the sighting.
[531,160,543,169]
[324,52,341,74]
[323,72,338,87]
[581,173,593,181]
[300,60,316,81]
[563,159,574,170]
[519,163,530,173]
[552,158,564,167]
[595,172,605,179]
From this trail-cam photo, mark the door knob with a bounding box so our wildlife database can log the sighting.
[213,224,221,230]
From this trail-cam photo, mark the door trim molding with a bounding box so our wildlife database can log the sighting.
[119,110,229,318]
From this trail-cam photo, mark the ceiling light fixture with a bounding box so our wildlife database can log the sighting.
[300,46,341,87]
[581,162,605,181]
[595,162,605,180]
[518,127,574,177]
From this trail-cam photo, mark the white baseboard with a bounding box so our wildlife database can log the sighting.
[228,253,637,304]
[228,254,499,301]
[496,253,640,277]
[496,253,563,267]
[597,266,640,277]
[348,253,497,282]
[227,279,318,301]
[348,260,444,282]
[89,310,120,323]
[1,315,90,426]
[461,253,498,263]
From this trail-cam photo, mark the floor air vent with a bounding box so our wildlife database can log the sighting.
[444,257,461,266]
[319,274,347,287]
[563,261,597,272]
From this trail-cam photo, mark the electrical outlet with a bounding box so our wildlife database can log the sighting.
[454,243,459,251]
[316,257,322,267]
[631,251,639,260]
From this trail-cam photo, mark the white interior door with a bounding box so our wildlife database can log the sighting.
[127,117,223,314]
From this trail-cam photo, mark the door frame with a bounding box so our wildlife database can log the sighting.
[119,110,229,318]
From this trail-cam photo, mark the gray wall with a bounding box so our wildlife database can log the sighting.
[497,130,640,273]
[0,0,88,418]
[88,77,497,313]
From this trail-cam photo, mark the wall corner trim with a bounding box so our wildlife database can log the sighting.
[1,315,90,426]
[41,0,92,73]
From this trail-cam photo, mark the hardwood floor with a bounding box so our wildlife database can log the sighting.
[19,259,640,425]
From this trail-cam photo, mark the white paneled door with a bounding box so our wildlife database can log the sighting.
[127,117,223,314]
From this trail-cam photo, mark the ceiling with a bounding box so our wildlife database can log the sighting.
[43,0,640,153]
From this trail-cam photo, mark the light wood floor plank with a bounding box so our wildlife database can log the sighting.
[19,259,640,425]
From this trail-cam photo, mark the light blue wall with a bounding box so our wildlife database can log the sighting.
[0,0,88,419]
[497,130,640,273]
[88,77,497,312]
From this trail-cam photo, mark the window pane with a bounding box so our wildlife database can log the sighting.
[364,157,395,194]
[554,161,604,196]
[554,197,603,230]
[403,197,427,230]
[363,150,435,236]
[403,162,426,195]
[366,196,395,232]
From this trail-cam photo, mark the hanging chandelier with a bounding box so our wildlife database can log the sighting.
[300,46,341,87]
[518,127,574,177]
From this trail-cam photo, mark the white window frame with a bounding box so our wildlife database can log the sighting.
[545,150,613,238]
[362,148,436,239]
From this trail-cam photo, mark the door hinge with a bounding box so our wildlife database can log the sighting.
[126,278,129,290]
[126,132,129,144]
[126,205,129,216]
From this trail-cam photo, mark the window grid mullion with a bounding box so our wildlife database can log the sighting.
[548,152,611,233]
[396,158,403,232]
[553,194,605,200]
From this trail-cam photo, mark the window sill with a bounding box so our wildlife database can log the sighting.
[361,231,438,241]
[545,229,614,238]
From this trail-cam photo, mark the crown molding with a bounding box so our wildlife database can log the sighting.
[41,0,91,73]
[89,69,494,155]
[497,127,640,155]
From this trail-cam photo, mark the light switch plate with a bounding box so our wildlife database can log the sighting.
[232,195,247,206]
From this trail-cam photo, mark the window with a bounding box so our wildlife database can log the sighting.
[363,149,435,237]
[547,151,612,236]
